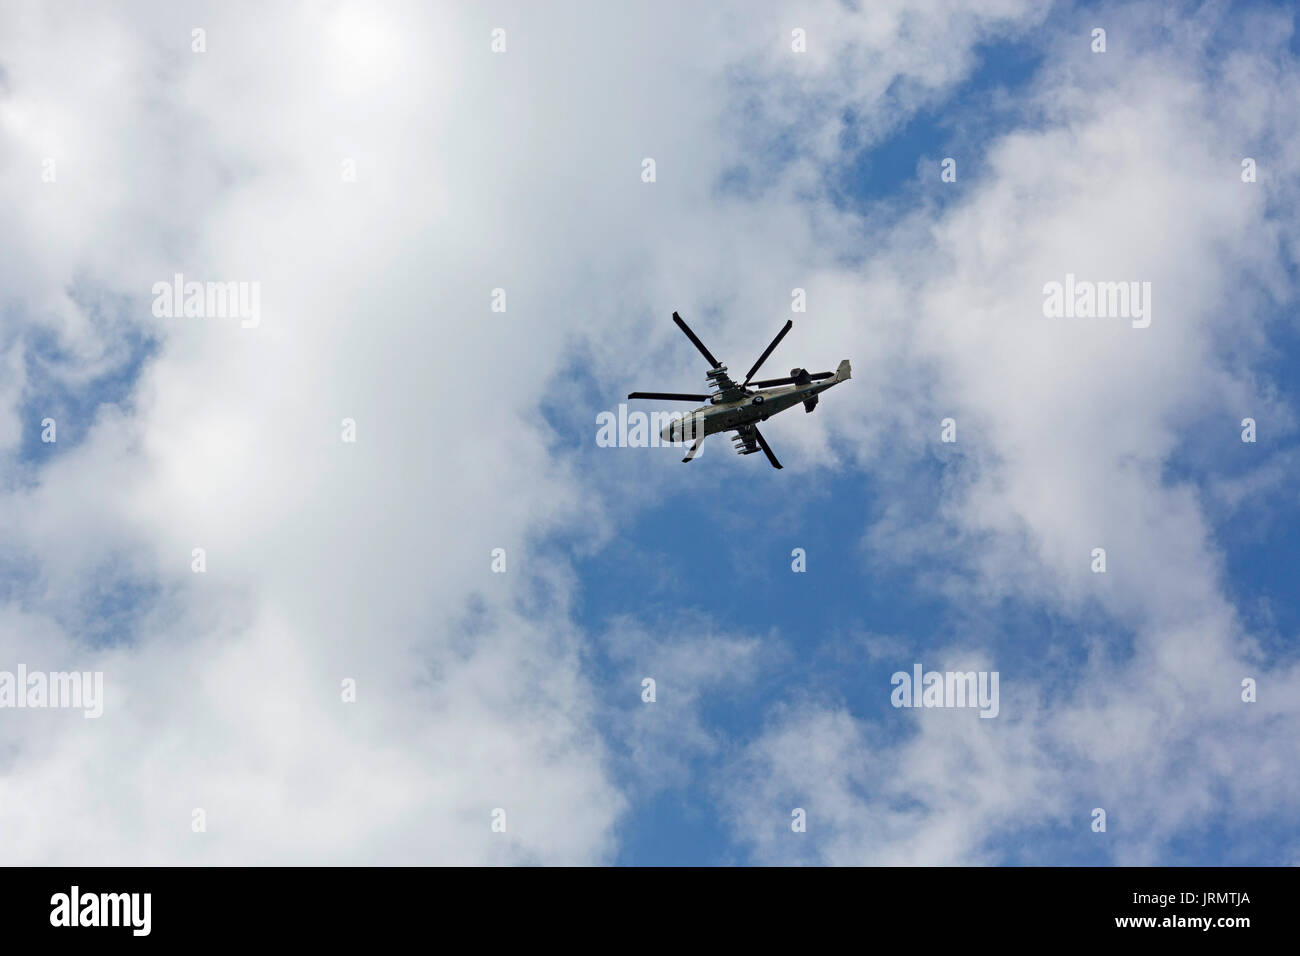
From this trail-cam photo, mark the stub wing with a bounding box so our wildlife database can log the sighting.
[731,426,760,457]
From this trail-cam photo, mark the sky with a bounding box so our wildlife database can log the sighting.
[0,0,1297,866]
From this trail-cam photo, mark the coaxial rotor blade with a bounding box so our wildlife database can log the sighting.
[752,426,782,470]
[627,391,711,401]
[672,311,722,369]
[742,319,793,385]
[747,371,834,388]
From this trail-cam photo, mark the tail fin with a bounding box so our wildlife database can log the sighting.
[836,359,852,382]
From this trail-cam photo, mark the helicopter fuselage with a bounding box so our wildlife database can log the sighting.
[628,311,850,468]
[662,359,851,442]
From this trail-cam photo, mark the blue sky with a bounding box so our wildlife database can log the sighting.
[1,0,1298,865]
[556,0,1300,865]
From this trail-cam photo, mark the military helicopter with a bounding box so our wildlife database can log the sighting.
[627,311,851,469]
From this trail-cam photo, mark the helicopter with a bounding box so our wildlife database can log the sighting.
[627,311,851,469]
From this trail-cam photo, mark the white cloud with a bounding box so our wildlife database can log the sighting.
[0,0,1048,864]
[719,5,1300,864]
[5,0,1291,866]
